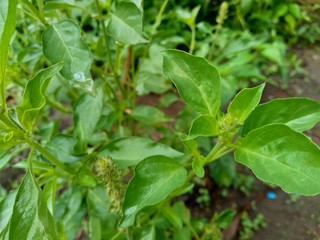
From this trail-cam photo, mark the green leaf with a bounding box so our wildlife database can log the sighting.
[128,0,143,11]
[135,46,171,95]
[0,0,17,99]
[98,137,183,169]
[42,179,57,215]
[76,169,97,187]
[163,206,183,228]
[235,124,320,196]
[215,209,236,229]
[275,4,288,17]
[45,134,81,163]
[16,63,63,130]
[130,105,171,124]
[208,155,236,188]
[261,42,286,65]
[86,187,111,220]
[242,98,320,135]
[0,190,16,233]
[73,89,104,153]
[106,1,148,45]
[227,83,265,125]
[42,20,96,95]
[135,225,156,240]
[0,132,20,152]
[54,186,86,240]
[9,169,58,239]
[163,50,221,116]
[176,5,201,27]
[0,223,9,240]
[192,156,205,177]
[188,115,219,139]
[120,156,187,227]
[88,216,101,240]
[288,3,301,20]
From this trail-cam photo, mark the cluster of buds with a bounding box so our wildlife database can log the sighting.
[216,1,228,32]
[96,156,125,215]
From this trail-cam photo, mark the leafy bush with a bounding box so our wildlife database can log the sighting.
[0,0,319,239]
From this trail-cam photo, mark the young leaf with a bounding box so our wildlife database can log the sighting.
[192,156,205,177]
[0,0,17,100]
[163,50,221,116]
[188,115,219,139]
[16,62,63,131]
[73,89,104,153]
[76,168,97,187]
[42,20,96,95]
[242,98,320,135]
[235,124,320,196]
[98,137,183,169]
[227,83,265,125]
[9,169,58,239]
[106,1,148,45]
[120,156,187,227]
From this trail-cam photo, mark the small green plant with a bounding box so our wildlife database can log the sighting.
[239,212,266,240]
[0,0,320,239]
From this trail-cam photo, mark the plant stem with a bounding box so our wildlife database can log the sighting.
[189,25,196,54]
[185,220,200,240]
[27,140,74,174]
[20,0,47,25]
[205,141,224,162]
[0,82,6,114]
[110,230,125,240]
[94,0,125,98]
[152,0,170,32]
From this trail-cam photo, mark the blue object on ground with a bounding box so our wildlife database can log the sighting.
[266,191,277,199]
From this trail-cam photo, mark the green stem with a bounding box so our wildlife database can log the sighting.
[189,25,196,54]
[205,140,235,163]
[46,95,71,113]
[115,43,121,74]
[151,0,170,32]
[130,46,136,109]
[19,0,47,25]
[185,220,200,240]
[36,0,44,20]
[94,0,125,97]
[27,148,35,171]
[212,148,234,161]
[0,82,6,114]
[0,112,73,175]
[28,140,74,174]
[205,141,224,162]
[110,230,125,240]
